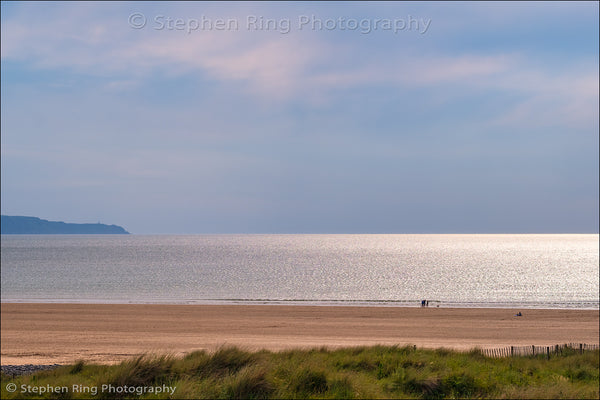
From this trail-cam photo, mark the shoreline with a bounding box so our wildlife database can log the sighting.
[2,303,598,365]
[2,299,598,310]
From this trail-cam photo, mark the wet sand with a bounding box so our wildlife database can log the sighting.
[1,303,598,364]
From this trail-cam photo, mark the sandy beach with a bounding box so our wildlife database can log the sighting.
[1,303,598,365]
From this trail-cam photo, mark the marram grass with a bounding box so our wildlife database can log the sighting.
[2,345,598,399]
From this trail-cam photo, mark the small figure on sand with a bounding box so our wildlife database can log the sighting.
[421,299,429,307]
[515,311,522,317]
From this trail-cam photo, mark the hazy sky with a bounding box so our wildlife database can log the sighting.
[1,1,598,234]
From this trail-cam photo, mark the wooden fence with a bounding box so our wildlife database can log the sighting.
[479,343,600,358]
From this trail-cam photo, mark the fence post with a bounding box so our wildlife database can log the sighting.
[579,343,583,354]
[546,346,550,360]
[511,346,514,357]
[532,345,535,356]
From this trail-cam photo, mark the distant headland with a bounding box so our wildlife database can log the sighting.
[0,215,130,234]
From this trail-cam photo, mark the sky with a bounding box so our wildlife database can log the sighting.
[1,1,598,234]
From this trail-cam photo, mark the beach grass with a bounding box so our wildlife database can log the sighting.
[2,345,598,399]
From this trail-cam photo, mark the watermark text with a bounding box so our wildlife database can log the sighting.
[6,383,176,396]
[128,13,432,34]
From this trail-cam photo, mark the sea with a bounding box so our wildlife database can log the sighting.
[1,234,598,309]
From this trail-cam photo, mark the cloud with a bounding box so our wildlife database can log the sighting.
[1,3,328,99]
[2,2,596,116]
[2,2,596,136]
[486,68,599,129]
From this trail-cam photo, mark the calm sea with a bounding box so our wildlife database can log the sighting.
[1,234,598,309]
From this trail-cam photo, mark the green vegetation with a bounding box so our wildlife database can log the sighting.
[2,346,598,399]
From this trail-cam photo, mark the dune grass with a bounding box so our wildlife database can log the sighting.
[1,345,598,399]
